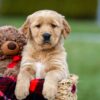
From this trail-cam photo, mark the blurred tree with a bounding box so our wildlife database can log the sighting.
[0,0,97,19]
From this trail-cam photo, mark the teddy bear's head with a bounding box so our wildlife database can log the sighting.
[0,26,26,60]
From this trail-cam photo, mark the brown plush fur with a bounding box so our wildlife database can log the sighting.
[0,26,26,76]
[15,10,71,100]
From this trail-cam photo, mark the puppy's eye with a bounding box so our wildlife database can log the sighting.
[35,24,41,28]
[51,24,57,28]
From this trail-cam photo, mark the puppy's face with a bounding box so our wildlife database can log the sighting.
[21,10,71,50]
[30,16,63,49]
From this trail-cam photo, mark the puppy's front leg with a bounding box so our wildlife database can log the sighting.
[15,65,35,100]
[43,68,67,100]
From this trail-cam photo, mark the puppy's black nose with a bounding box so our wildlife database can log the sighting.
[43,33,51,42]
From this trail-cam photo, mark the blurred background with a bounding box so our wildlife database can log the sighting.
[0,0,100,100]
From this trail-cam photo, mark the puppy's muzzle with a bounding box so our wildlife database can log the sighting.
[43,33,51,43]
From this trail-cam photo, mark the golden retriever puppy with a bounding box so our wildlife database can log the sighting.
[15,10,71,100]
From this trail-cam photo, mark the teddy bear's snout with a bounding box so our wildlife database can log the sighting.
[1,41,20,55]
[8,42,17,50]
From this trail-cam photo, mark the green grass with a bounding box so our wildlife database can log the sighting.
[0,16,100,33]
[0,16,25,27]
[0,16,100,100]
[70,20,100,33]
[64,39,100,100]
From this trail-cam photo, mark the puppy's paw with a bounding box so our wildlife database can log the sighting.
[42,82,57,100]
[15,81,30,100]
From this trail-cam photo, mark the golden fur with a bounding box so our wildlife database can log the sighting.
[15,10,71,100]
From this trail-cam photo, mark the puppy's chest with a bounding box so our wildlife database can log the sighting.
[33,52,50,78]
[34,62,45,79]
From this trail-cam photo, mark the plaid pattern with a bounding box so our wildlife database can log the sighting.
[0,77,16,100]
[0,76,77,100]
[0,77,46,100]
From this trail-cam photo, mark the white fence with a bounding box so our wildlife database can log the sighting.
[97,0,100,24]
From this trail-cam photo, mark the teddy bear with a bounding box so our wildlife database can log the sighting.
[0,26,26,77]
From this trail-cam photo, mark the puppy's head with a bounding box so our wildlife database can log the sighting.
[21,10,71,50]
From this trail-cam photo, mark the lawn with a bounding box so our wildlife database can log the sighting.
[0,16,100,100]
[0,16,100,33]
[65,39,100,100]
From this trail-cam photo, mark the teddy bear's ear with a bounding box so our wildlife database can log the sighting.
[62,17,71,39]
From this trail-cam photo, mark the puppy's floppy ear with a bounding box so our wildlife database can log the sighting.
[62,17,71,39]
[19,17,32,39]
[20,18,30,36]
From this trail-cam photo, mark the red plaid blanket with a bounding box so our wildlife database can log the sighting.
[0,77,46,100]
